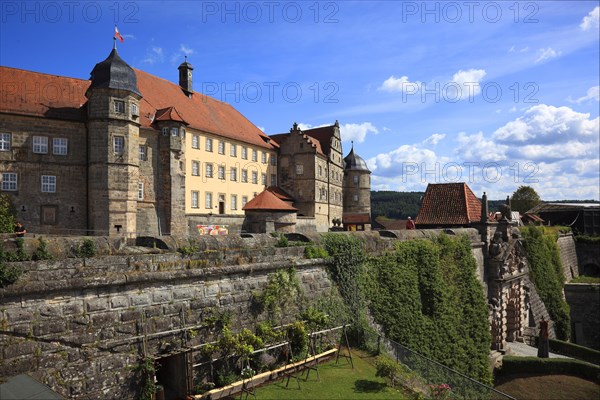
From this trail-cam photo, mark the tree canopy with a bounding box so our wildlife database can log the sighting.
[0,194,16,233]
[511,186,541,213]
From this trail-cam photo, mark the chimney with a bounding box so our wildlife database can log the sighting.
[178,56,193,96]
[481,192,489,223]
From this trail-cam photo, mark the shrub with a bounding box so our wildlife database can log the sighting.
[73,239,96,258]
[304,245,329,259]
[0,194,16,234]
[534,337,600,365]
[374,354,404,387]
[275,234,289,248]
[287,321,308,360]
[499,356,600,383]
[32,237,53,261]
[0,262,22,287]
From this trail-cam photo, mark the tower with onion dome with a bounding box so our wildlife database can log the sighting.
[342,143,371,231]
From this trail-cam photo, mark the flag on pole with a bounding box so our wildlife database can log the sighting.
[115,26,124,43]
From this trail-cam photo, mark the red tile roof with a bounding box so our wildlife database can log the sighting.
[0,65,275,150]
[243,189,298,211]
[415,183,482,226]
[267,186,295,202]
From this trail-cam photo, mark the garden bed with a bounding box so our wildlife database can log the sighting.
[194,348,338,399]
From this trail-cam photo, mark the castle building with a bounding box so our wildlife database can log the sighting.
[342,144,372,231]
[0,47,370,236]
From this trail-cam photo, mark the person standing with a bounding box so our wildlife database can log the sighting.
[406,217,416,230]
[14,222,26,238]
[537,317,550,358]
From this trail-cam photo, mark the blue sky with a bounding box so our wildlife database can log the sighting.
[1,1,599,200]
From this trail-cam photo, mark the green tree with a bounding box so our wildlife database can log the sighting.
[511,185,541,213]
[0,194,16,233]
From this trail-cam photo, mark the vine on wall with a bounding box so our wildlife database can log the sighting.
[521,225,571,340]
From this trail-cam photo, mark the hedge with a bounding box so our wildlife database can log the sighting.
[499,356,600,383]
[533,337,600,366]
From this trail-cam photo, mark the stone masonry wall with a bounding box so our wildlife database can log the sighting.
[557,234,579,281]
[0,242,333,399]
[564,283,600,349]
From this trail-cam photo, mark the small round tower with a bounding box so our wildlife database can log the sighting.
[342,143,371,231]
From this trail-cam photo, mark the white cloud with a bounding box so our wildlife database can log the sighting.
[143,47,164,64]
[383,126,391,132]
[520,46,529,53]
[535,47,561,63]
[180,44,195,56]
[508,45,515,53]
[449,69,487,97]
[494,104,599,145]
[580,6,599,31]
[379,75,422,93]
[422,133,446,146]
[574,86,600,104]
[340,122,379,143]
[455,132,508,162]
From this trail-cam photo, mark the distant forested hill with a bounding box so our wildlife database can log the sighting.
[371,191,507,220]
[370,191,423,219]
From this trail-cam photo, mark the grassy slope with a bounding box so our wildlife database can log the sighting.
[495,373,600,400]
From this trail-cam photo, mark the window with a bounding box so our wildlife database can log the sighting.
[206,138,213,152]
[270,154,276,166]
[51,138,68,155]
[318,166,322,177]
[252,171,258,184]
[261,152,267,164]
[353,175,359,184]
[0,133,11,151]
[242,146,248,159]
[171,127,179,137]
[205,192,213,209]
[192,161,200,176]
[241,169,248,183]
[113,136,124,155]
[261,173,266,186]
[231,195,237,210]
[191,191,199,208]
[242,196,248,207]
[230,167,237,181]
[139,145,147,161]
[192,135,199,149]
[252,149,258,162]
[33,136,48,154]
[137,182,144,200]
[296,164,304,175]
[271,174,277,186]
[1,172,17,191]
[230,144,237,157]
[41,175,56,193]
[218,141,225,154]
[353,194,359,202]
[205,163,213,178]
[114,100,124,113]
[218,165,225,180]
[162,127,169,136]
[131,103,138,116]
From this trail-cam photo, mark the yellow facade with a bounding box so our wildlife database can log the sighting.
[185,129,277,215]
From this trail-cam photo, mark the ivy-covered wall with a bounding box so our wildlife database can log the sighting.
[322,233,492,385]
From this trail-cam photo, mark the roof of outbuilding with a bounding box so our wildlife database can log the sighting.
[415,183,482,226]
[243,190,298,212]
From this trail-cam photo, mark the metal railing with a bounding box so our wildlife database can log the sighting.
[360,328,516,400]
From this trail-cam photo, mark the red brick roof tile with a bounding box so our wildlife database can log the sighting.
[266,186,295,202]
[415,183,482,226]
[243,189,298,211]
[0,65,275,150]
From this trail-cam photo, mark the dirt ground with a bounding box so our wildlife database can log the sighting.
[494,373,600,400]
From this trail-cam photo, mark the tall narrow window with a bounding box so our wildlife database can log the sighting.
[230,144,237,157]
[114,100,124,113]
[191,191,199,208]
[252,171,258,184]
[139,145,147,161]
[230,167,237,181]
[192,135,199,149]
[252,149,258,162]
[41,175,56,193]
[242,146,248,159]
[205,192,213,209]
[261,152,267,164]
[353,175,359,184]
[218,141,225,155]
[271,174,277,186]
[137,182,144,200]
[242,196,248,207]
[241,169,248,183]
[131,103,139,116]
[231,195,238,210]
[171,127,179,137]
[205,163,213,178]
[261,173,266,186]
[0,133,12,151]
[218,165,225,180]
[33,136,48,154]
[192,161,199,176]
[206,138,213,152]
[113,136,124,155]
[1,172,17,191]
[270,154,276,166]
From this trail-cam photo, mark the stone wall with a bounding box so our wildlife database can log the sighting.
[557,234,579,281]
[0,242,333,399]
[564,283,600,349]
[576,241,600,276]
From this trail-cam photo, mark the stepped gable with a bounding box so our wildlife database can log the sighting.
[243,190,298,211]
[269,123,339,157]
[0,66,89,121]
[415,182,482,226]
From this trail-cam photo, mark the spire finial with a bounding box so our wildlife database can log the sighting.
[184,55,188,62]
[113,36,117,50]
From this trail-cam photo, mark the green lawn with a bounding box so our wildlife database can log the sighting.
[252,350,412,399]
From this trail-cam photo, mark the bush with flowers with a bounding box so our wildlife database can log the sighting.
[429,383,451,399]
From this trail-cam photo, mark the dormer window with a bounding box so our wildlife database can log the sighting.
[114,100,125,114]
[131,103,139,117]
